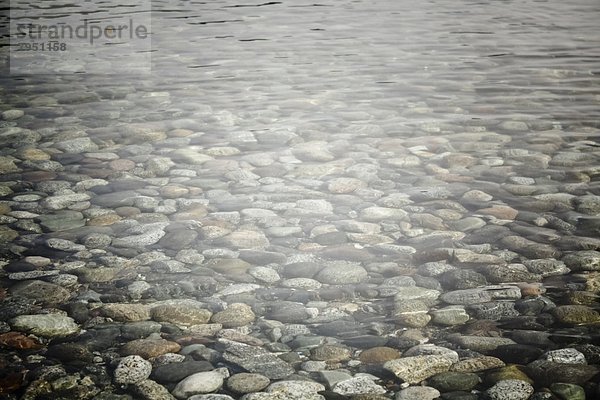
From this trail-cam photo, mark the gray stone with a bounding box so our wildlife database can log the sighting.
[9,280,71,307]
[172,368,229,399]
[430,305,470,326]
[542,348,586,364]
[562,251,600,272]
[395,386,441,400]
[331,376,386,396]
[384,355,453,384]
[10,314,80,337]
[55,137,99,153]
[220,339,295,379]
[226,373,271,394]
[485,379,534,400]
[114,355,152,385]
[130,379,176,400]
[315,262,368,284]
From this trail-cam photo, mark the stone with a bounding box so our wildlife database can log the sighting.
[0,331,43,350]
[220,339,295,379]
[383,355,454,384]
[332,376,386,396]
[360,206,408,221]
[550,383,586,400]
[130,379,176,400]
[552,305,600,325]
[485,365,533,385]
[2,109,24,120]
[240,380,325,400]
[427,372,481,392]
[9,280,71,307]
[10,314,79,337]
[526,360,599,387]
[395,386,441,400]
[226,373,270,394]
[315,262,368,284]
[151,301,212,326]
[393,300,431,327]
[101,304,150,322]
[172,368,229,399]
[152,361,214,383]
[393,286,440,306]
[264,302,310,324]
[484,379,534,400]
[120,338,181,359]
[54,137,99,153]
[523,259,570,277]
[211,303,255,328]
[219,230,269,249]
[310,344,352,363]
[541,348,586,364]
[359,347,402,364]
[114,355,152,385]
[562,251,600,272]
[430,306,470,326]
[448,336,516,354]
[450,356,505,373]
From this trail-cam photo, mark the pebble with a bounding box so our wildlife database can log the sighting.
[226,373,271,394]
[395,386,441,400]
[172,368,229,399]
[211,303,255,328]
[484,379,534,400]
[113,355,152,385]
[120,338,181,359]
[383,355,453,384]
[9,314,80,337]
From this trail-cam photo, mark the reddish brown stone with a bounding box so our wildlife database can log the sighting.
[0,332,43,350]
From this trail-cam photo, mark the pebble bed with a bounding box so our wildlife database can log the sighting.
[1,0,600,400]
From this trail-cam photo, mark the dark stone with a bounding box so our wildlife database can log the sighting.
[342,335,389,349]
[491,344,544,365]
[282,262,322,278]
[526,360,599,387]
[314,320,366,339]
[46,343,94,363]
[151,360,214,383]
[441,269,487,290]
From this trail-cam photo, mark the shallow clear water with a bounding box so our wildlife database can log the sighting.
[1,0,600,398]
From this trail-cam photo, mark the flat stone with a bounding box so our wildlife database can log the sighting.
[450,356,505,373]
[562,251,600,272]
[383,355,453,384]
[331,376,386,396]
[152,361,215,383]
[101,304,151,322]
[151,301,212,326]
[527,360,599,387]
[220,339,295,380]
[211,303,255,328]
[427,372,481,392]
[553,305,600,325]
[172,368,229,399]
[395,386,441,400]
[10,314,79,337]
[120,338,181,359]
[448,336,516,354]
[9,280,71,307]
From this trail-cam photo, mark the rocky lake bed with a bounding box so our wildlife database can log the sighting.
[1,0,600,399]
